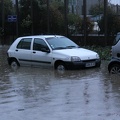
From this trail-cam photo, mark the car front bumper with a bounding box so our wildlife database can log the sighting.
[64,59,101,70]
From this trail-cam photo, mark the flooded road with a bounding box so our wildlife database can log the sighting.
[0,46,120,120]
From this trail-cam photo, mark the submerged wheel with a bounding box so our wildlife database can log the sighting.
[10,59,20,69]
[109,64,120,74]
[55,62,66,71]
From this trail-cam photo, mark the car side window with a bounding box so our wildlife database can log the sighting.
[17,38,32,50]
[33,38,49,51]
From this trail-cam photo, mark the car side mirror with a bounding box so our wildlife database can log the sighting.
[41,47,50,53]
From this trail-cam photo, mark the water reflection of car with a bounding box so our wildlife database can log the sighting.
[7,35,101,70]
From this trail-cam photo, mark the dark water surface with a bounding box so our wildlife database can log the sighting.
[0,46,120,120]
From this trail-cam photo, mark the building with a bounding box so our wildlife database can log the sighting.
[109,3,120,15]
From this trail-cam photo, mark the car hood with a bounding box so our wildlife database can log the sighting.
[52,48,98,60]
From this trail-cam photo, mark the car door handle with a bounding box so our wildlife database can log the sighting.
[15,49,18,52]
[33,51,36,54]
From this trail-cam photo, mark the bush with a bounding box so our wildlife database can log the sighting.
[83,46,111,60]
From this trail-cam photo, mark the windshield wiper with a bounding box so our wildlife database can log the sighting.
[66,46,78,49]
[54,47,66,50]
[53,46,79,50]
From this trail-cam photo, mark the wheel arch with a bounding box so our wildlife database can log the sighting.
[108,61,120,72]
[8,57,20,66]
[54,60,65,69]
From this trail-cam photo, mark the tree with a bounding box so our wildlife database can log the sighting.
[80,18,94,35]
[21,15,32,35]
[19,0,66,35]
[19,0,48,35]
[0,0,13,27]
[49,1,64,34]
[89,2,104,16]
[89,2,120,35]
[99,13,120,35]
[68,13,82,34]
[0,0,13,44]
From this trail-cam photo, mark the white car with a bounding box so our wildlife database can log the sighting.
[7,35,101,70]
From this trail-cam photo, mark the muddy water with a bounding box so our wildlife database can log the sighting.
[0,46,120,120]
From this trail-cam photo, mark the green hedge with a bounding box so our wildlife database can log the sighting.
[83,46,111,60]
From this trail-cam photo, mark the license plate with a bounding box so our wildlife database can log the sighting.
[86,62,95,67]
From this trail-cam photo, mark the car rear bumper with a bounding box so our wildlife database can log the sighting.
[64,59,101,70]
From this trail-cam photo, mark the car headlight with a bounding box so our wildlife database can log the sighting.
[96,54,100,59]
[71,56,81,62]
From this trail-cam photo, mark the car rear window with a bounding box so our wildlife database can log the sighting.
[17,38,32,50]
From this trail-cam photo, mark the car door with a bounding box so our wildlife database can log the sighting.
[31,38,52,67]
[15,38,32,66]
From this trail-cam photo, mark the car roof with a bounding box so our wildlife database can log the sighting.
[18,35,64,39]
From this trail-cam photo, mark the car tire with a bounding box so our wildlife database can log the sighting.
[109,64,120,74]
[10,59,20,69]
[55,62,66,71]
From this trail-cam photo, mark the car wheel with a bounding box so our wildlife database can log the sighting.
[55,62,66,71]
[10,59,20,70]
[109,64,120,74]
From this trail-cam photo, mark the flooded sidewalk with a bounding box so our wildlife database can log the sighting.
[0,46,120,120]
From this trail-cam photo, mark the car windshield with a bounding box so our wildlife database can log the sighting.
[46,37,79,50]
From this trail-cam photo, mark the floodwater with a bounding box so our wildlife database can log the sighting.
[0,46,120,120]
